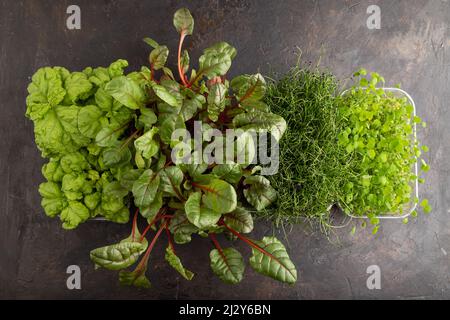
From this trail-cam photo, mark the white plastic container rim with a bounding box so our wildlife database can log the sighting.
[340,87,419,220]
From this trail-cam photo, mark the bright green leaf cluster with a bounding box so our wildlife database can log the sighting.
[26,60,135,229]
[337,70,431,228]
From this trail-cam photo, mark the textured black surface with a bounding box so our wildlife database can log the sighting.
[0,0,447,299]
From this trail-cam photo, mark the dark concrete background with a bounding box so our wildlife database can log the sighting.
[0,0,447,299]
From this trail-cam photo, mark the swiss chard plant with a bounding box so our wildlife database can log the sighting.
[25,8,296,287]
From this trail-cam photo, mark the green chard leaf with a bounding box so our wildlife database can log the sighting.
[207,82,226,121]
[243,176,277,211]
[159,166,184,198]
[192,176,237,214]
[149,45,169,70]
[119,267,151,289]
[138,108,157,130]
[212,163,243,184]
[232,111,287,141]
[134,127,159,159]
[95,126,122,148]
[152,84,182,108]
[249,237,297,284]
[102,145,132,168]
[78,105,105,139]
[105,76,146,110]
[141,192,163,221]
[224,207,253,234]
[119,168,144,191]
[168,210,199,244]
[198,51,232,79]
[231,73,266,103]
[143,37,159,49]
[165,247,194,280]
[173,8,194,35]
[25,9,296,289]
[203,42,237,60]
[90,241,147,271]
[210,247,245,284]
[185,191,222,229]
[132,169,161,208]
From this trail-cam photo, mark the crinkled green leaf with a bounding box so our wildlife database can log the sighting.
[87,67,110,87]
[168,210,199,244]
[60,201,90,229]
[210,247,244,284]
[32,105,90,157]
[232,111,287,141]
[224,207,253,234]
[119,267,151,288]
[84,192,101,210]
[38,182,67,217]
[105,76,146,110]
[78,105,105,138]
[153,84,182,108]
[193,177,237,214]
[134,127,159,159]
[64,72,93,103]
[42,159,65,182]
[60,152,89,173]
[102,145,132,168]
[198,51,232,79]
[204,42,237,60]
[207,83,226,121]
[141,192,163,221]
[212,163,242,184]
[95,126,122,147]
[138,108,157,130]
[149,45,169,70]
[90,241,147,271]
[132,169,160,208]
[231,73,266,103]
[185,191,222,229]
[107,59,129,78]
[61,172,91,200]
[165,247,194,280]
[26,67,66,118]
[243,176,277,211]
[249,237,297,284]
[159,166,184,198]
[102,205,130,224]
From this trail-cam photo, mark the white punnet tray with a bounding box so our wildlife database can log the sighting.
[340,87,419,220]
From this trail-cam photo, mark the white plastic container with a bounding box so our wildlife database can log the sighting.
[340,87,419,220]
